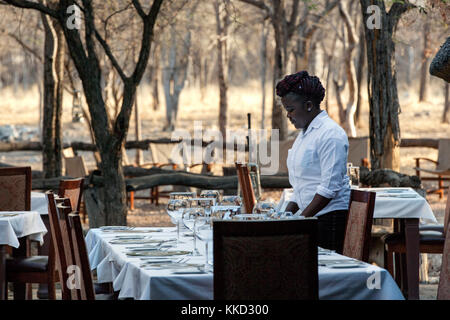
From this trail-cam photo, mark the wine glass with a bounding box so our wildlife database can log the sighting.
[169,191,196,200]
[220,195,242,207]
[166,198,190,246]
[200,190,221,203]
[252,201,276,218]
[196,222,213,271]
[182,207,206,256]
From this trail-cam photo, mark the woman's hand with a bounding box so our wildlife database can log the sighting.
[301,194,332,217]
[284,201,299,214]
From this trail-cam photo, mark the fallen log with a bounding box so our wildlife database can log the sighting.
[360,167,421,188]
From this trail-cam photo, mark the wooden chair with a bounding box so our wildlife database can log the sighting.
[47,192,113,299]
[58,178,85,222]
[415,138,450,199]
[348,136,370,168]
[213,219,318,300]
[4,190,59,300]
[0,166,31,211]
[342,189,376,262]
[437,219,450,300]
[383,186,450,280]
[235,162,256,213]
[128,143,179,208]
[67,212,114,300]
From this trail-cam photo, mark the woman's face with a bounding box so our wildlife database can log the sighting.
[281,93,313,130]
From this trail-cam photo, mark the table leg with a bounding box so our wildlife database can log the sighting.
[0,245,5,300]
[404,218,420,300]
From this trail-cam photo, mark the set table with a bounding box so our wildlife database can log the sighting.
[0,211,47,300]
[86,226,404,300]
[277,187,438,300]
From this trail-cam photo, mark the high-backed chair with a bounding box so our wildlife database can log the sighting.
[67,212,114,300]
[235,162,256,213]
[4,189,59,300]
[437,221,450,300]
[348,137,370,168]
[383,186,450,279]
[414,138,450,199]
[213,219,318,300]
[342,189,376,262]
[58,178,85,222]
[0,166,31,211]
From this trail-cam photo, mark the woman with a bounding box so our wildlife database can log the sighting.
[276,71,350,253]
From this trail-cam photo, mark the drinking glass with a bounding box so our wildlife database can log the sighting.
[347,163,360,188]
[182,207,206,256]
[200,190,221,203]
[252,201,277,218]
[196,223,213,271]
[166,198,190,246]
[220,195,242,207]
[169,191,196,200]
[210,205,241,222]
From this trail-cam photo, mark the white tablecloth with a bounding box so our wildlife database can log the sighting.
[86,227,404,300]
[31,192,48,215]
[0,211,48,247]
[277,187,437,223]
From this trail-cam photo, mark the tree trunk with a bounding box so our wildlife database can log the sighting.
[355,22,366,127]
[443,82,449,123]
[360,0,413,171]
[41,13,64,179]
[419,20,431,102]
[339,1,358,137]
[271,1,288,140]
[260,19,268,129]
[214,0,229,140]
[162,25,191,131]
[134,93,142,166]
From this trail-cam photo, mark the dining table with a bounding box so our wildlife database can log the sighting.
[277,187,437,300]
[0,210,48,300]
[86,226,405,300]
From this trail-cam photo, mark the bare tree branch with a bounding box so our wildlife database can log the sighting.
[1,0,58,18]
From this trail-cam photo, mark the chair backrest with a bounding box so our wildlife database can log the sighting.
[436,139,450,171]
[0,166,31,211]
[149,143,179,165]
[58,178,84,212]
[68,212,96,300]
[348,137,370,167]
[62,147,76,158]
[437,220,450,300]
[235,162,256,213]
[444,185,450,237]
[64,156,88,178]
[342,189,376,262]
[213,219,318,300]
[46,191,79,300]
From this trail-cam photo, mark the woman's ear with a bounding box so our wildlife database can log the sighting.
[305,100,313,112]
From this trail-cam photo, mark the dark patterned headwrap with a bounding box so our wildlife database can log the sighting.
[275,70,325,104]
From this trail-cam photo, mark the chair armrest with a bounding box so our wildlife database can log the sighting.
[414,157,439,165]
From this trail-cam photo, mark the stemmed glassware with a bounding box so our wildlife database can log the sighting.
[196,222,213,271]
[167,194,193,246]
[182,207,206,256]
[252,200,276,218]
[200,190,221,203]
[219,195,242,207]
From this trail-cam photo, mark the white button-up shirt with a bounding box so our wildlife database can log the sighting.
[287,110,350,217]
